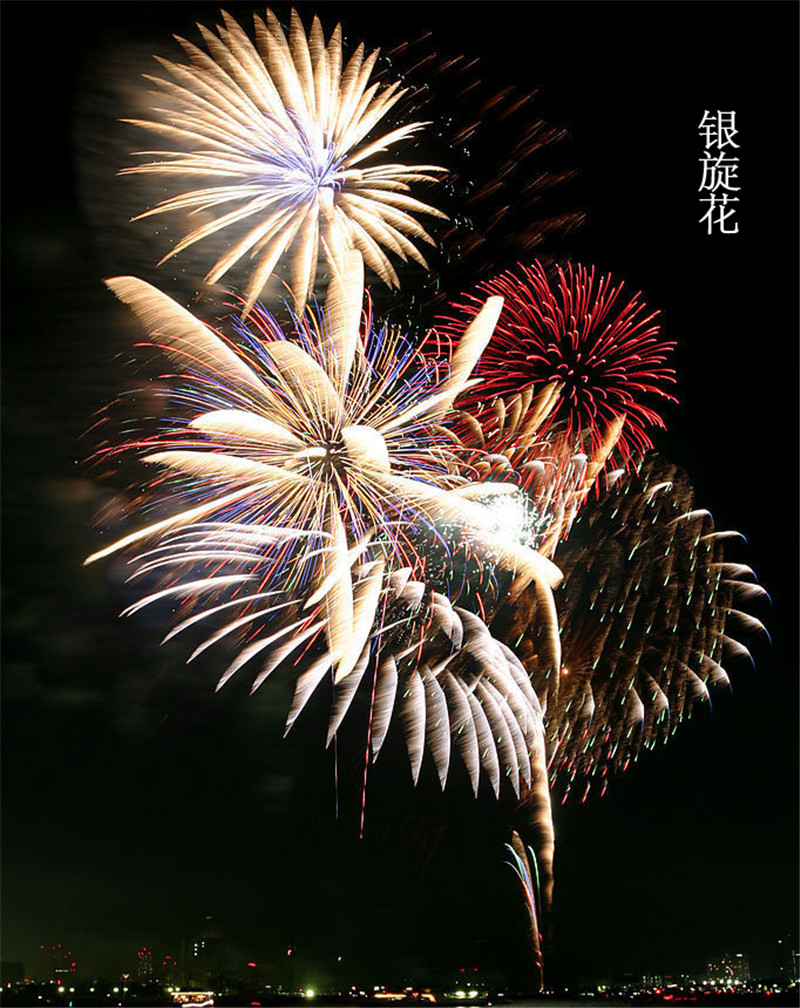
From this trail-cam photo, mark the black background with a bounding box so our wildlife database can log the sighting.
[2,0,798,989]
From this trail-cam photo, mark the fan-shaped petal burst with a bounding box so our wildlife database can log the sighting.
[122,8,447,313]
[86,255,559,731]
[325,579,547,798]
[435,260,677,466]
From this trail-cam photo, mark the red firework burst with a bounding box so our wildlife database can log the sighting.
[435,261,677,463]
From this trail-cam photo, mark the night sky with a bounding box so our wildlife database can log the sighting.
[3,0,798,990]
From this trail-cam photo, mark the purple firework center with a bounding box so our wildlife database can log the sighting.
[436,260,678,465]
[254,120,347,203]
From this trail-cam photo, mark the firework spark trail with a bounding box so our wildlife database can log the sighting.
[435,260,677,466]
[122,8,447,314]
[505,832,544,990]
[518,736,555,938]
[86,253,561,792]
[373,34,584,306]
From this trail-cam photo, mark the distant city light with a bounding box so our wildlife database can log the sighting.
[172,993,214,1008]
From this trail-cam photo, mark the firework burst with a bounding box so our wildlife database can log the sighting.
[507,454,768,804]
[435,261,677,465]
[85,254,561,784]
[122,8,446,314]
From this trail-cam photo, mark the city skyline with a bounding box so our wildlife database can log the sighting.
[6,916,799,993]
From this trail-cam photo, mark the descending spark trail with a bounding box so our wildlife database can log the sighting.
[505,832,544,990]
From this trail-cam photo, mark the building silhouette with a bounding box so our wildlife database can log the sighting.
[135,947,153,981]
[706,951,750,984]
[181,916,236,989]
[160,953,180,985]
[38,943,77,982]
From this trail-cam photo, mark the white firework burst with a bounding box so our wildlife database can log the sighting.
[86,254,561,755]
[123,8,447,313]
